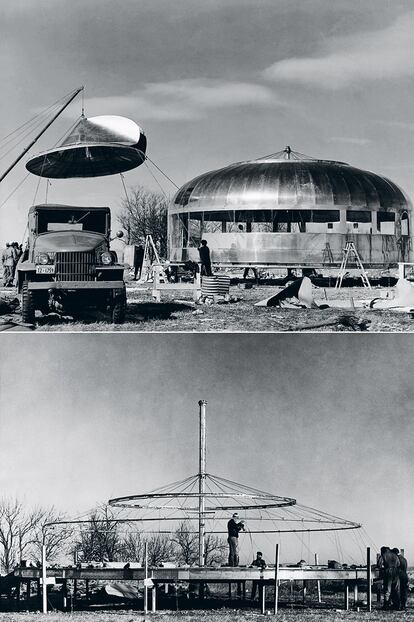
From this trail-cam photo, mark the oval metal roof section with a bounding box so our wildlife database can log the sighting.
[26,115,147,178]
[173,157,411,213]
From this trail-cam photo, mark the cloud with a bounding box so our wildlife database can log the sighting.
[374,120,414,131]
[82,79,279,122]
[329,137,372,146]
[263,11,414,89]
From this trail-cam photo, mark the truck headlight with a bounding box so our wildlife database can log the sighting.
[36,253,50,265]
[101,251,113,265]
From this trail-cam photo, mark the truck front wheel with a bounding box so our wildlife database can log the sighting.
[21,281,35,324]
[112,289,126,324]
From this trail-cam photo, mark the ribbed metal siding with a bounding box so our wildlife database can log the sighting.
[55,251,95,281]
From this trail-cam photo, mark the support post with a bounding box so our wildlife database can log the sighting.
[274,543,279,614]
[354,582,358,604]
[151,583,156,612]
[144,542,149,614]
[315,553,321,603]
[42,544,47,614]
[344,582,349,611]
[367,547,372,612]
[62,578,68,610]
[260,584,266,614]
[198,400,207,567]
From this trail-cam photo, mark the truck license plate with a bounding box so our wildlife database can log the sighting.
[36,265,55,274]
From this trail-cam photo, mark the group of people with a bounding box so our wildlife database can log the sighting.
[378,546,408,611]
[1,242,22,287]
[226,520,410,610]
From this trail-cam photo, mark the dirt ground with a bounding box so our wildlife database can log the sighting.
[0,281,413,333]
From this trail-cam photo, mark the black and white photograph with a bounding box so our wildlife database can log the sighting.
[0,334,413,618]
[0,2,414,622]
[0,0,414,331]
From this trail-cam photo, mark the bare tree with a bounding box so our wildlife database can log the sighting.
[0,498,72,573]
[118,532,144,563]
[172,522,198,565]
[204,534,227,566]
[146,533,175,566]
[118,185,169,257]
[73,505,121,562]
[31,508,74,563]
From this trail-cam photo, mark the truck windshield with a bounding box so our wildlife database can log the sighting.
[36,210,108,234]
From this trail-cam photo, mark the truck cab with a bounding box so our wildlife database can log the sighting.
[17,204,126,323]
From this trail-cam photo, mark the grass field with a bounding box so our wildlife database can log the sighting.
[0,610,412,622]
[1,281,413,332]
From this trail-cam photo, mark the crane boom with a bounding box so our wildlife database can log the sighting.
[0,86,84,184]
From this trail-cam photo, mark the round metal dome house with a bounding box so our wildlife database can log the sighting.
[169,147,412,267]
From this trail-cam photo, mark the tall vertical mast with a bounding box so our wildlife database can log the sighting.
[198,399,207,566]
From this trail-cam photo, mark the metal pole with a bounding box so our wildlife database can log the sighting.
[0,86,84,183]
[274,543,280,614]
[315,553,321,603]
[198,400,207,567]
[42,544,47,613]
[144,542,148,614]
[367,547,372,612]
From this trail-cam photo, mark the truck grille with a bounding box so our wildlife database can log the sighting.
[55,251,95,281]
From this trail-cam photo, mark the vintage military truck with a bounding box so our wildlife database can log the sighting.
[17,204,126,323]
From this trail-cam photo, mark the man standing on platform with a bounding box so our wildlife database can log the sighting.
[227,512,245,566]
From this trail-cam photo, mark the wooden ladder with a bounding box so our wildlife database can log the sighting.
[322,242,334,265]
[335,241,371,289]
[140,234,165,282]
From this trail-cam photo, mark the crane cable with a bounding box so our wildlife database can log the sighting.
[145,155,180,189]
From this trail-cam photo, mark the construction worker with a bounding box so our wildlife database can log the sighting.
[227,512,245,567]
[391,548,408,610]
[378,546,400,610]
[2,243,16,287]
[250,551,267,599]
[133,245,144,280]
[198,240,212,277]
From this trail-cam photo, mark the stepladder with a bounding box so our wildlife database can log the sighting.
[335,241,371,289]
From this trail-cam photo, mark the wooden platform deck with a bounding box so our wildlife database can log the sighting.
[14,564,375,583]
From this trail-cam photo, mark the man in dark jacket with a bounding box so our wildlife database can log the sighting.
[250,551,267,599]
[392,548,408,610]
[378,546,400,609]
[227,512,245,566]
[198,240,212,276]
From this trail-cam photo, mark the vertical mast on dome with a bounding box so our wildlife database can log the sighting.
[198,400,207,566]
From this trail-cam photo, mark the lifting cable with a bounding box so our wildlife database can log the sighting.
[145,155,180,190]
[0,87,80,146]
[120,173,131,209]
[0,109,63,160]
[144,160,169,199]
[0,172,31,209]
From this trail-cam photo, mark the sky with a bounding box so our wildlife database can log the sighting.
[0,333,412,563]
[1,0,414,247]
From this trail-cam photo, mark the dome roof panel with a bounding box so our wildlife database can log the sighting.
[172,155,412,214]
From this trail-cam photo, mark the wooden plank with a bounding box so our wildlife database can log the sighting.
[15,565,378,583]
